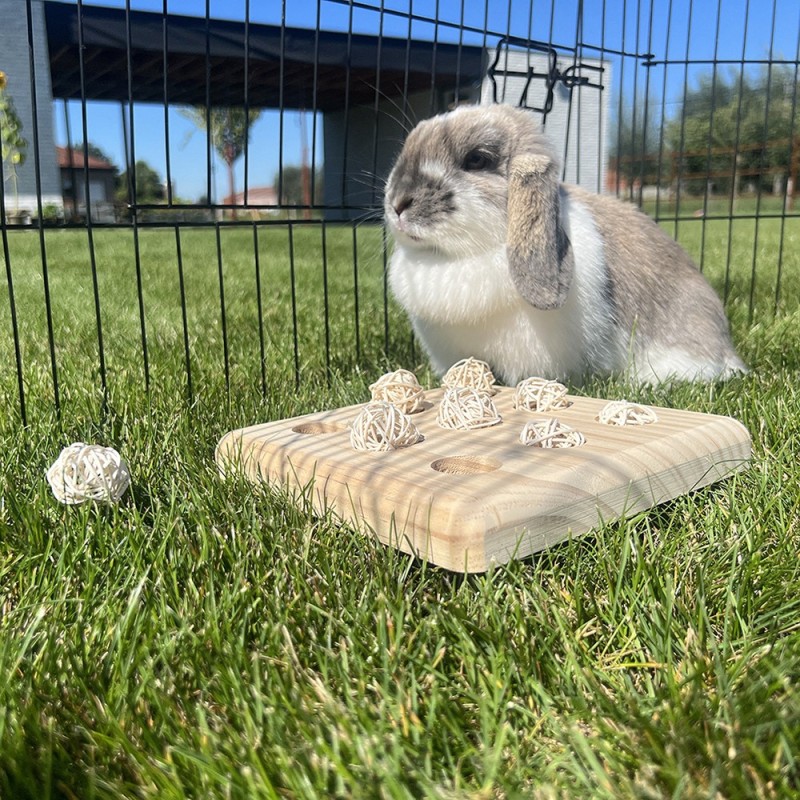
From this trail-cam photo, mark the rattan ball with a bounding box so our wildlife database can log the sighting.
[368,368,425,414]
[46,443,131,504]
[442,357,497,395]
[437,386,502,430]
[514,377,571,412]
[597,400,658,426]
[350,402,423,451]
[519,418,585,448]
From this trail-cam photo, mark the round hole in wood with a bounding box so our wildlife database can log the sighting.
[430,455,502,475]
[291,422,347,435]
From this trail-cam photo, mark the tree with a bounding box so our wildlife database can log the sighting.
[666,66,800,195]
[274,165,324,208]
[608,89,663,199]
[74,141,118,170]
[179,106,261,216]
[0,70,28,213]
[116,160,164,204]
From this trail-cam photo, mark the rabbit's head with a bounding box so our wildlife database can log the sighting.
[384,104,574,310]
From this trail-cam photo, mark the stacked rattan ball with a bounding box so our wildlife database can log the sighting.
[442,357,498,396]
[437,386,502,430]
[350,401,423,451]
[519,418,585,448]
[369,368,425,414]
[514,377,571,412]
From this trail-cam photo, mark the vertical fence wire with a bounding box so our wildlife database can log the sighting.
[654,0,673,220]
[368,1,390,358]
[244,0,268,398]
[480,0,490,86]
[613,0,626,195]
[0,149,26,425]
[630,0,643,206]
[427,0,440,117]
[243,0,251,208]
[214,223,230,399]
[774,18,800,311]
[343,0,361,363]
[310,3,321,215]
[747,0,779,321]
[671,0,694,240]
[639,0,655,205]
[697,1,723,276]
[312,1,331,383]
[564,0,585,184]
[162,0,174,207]
[597,0,607,195]
[287,223,300,390]
[401,1,413,128]
[252,224,267,398]
[163,9,192,408]
[721,0,751,302]
[321,219,331,380]
[502,0,516,109]
[127,0,150,396]
[277,0,286,206]
[173,226,193,406]
[452,0,466,110]
[76,0,108,416]
[351,225,361,361]
[63,101,78,220]
[204,0,213,210]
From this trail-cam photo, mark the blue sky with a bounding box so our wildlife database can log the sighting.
[51,0,800,202]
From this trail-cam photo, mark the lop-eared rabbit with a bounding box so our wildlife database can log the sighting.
[384,104,746,385]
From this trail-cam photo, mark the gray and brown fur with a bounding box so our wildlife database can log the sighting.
[384,104,746,384]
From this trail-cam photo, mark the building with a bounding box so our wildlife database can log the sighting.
[222,186,278,208]
[57,146,117,220]
[222,185,279,219]
[0,0,61,217]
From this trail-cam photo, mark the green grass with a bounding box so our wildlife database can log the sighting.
[1,218,800,798]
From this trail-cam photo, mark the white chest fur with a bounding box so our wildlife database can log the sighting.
[388,194,620,384]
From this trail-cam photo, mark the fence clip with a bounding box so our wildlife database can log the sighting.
[487,36,605,120]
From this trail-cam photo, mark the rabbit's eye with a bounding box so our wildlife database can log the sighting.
[463,149,496,171]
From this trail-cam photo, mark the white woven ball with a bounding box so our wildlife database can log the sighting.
[519,418,586,448]
[597,400,658,426]
[442,357,498,395]
[46,443,131,505]
[368,368,425,414]
[350,402,423,452]
[514,377,571,412]
[437,386,502,430]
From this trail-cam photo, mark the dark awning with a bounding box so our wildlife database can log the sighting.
[44,2,486,110]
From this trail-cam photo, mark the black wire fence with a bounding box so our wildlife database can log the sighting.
[1,0,798,425]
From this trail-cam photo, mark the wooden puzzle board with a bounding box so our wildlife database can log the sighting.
[216,388,751,572]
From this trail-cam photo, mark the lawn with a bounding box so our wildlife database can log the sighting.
[1,215,799,798]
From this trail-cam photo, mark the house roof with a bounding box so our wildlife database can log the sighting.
[44,2,486,111]
[56,146,116,171]
[223,186,278,206]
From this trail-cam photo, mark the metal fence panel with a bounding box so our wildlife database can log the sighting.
[1,0,798,424]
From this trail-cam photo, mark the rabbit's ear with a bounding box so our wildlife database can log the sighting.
[507,154,574,310]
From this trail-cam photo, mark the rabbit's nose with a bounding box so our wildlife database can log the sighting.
[393,196,413,216]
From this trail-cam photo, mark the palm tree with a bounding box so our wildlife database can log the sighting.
[180,106,261,217]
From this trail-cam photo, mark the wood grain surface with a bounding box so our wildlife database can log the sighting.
[216,388,752,572]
